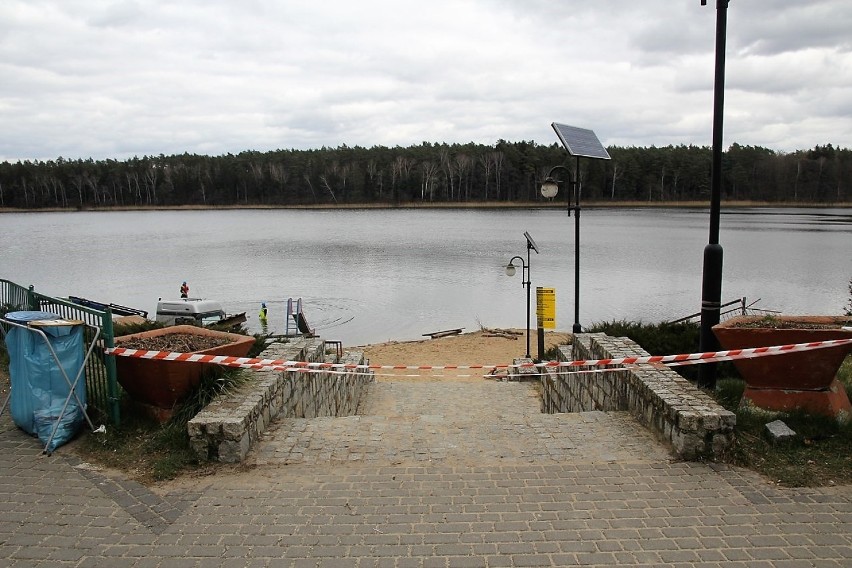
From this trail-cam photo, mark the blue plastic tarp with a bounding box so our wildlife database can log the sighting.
[4,311,87,452]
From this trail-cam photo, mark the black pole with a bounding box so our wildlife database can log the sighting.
[698,0,729,389]
[573,155,582,334]
[537,326,545,361]
[525,242,532,358]
[507,254,530,358]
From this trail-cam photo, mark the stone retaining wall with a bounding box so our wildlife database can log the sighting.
[188,337,373,463]
[540,333,735,460]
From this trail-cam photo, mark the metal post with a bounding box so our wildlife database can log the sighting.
[572,155,582,334]
[698,0,729,389]
[101,307,121,425]
[506,255,530,358]
[537,327,545,361]
[525,241,532,358]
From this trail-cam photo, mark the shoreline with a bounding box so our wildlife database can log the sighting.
[2,200,851,214]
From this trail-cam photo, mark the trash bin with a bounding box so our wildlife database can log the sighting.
[4,311,87,452]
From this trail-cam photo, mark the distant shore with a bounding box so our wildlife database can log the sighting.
[2,200,851,214]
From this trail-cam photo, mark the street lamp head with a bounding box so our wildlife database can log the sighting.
[505,262,517,277]
[540,177,559,199]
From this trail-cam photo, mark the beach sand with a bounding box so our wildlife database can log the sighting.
[357,328,572,382]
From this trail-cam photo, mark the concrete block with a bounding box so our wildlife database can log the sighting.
[765,420,797,444]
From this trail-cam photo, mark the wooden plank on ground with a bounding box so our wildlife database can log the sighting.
[422,328,464,339]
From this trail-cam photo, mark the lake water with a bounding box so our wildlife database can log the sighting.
[1,207,850,346]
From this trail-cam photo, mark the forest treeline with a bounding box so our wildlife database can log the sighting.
[0,140,849,209]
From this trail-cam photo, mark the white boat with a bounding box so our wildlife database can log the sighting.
[155,298,246,328]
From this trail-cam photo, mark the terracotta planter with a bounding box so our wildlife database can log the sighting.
[113,325,254,421]
[713,315,852,419]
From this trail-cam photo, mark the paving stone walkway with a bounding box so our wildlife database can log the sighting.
[1,376,852,567]
[250,380,672,467]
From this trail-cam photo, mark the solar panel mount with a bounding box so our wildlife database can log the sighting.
[551,123,611,160]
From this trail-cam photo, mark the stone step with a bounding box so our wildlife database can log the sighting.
[249,380,674,467]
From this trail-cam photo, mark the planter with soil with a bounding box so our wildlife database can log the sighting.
[113,325,255,422]
[712,315,852,419]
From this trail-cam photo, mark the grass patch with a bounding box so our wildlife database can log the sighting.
[75,365,254,483]
[713,355,852,487]
[589,319,852,487]
[712,361,852,487]
[72,324,270,483]
[77,317,268,483]
[720,401,852,487]
[587,320,739,382]
[75,409,199,482]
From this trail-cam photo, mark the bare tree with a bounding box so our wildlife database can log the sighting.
[303,174,318,203]
[479,153,493,200]
[421,161,440,201]
[366,159,380,199]
[268,162,289,201]
[319,174,339,203]
[455,154,471,201]
[490,151,504,200]
[194,163,210,204]
[125,171,142,204]
[391,156,415,200]
[440,148,455,200]
[338,161,351,201]
[610,161,621,200]
[84,171,99,205]
[671,168,681,201]
[143,165,158,204]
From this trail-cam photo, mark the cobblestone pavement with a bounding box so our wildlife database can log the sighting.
[1,377,852,567]
[250,380,672,466]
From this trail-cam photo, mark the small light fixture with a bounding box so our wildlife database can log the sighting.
[505,262,517,277]
[540,177,559,199]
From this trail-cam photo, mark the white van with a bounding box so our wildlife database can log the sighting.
[155,299,226,327]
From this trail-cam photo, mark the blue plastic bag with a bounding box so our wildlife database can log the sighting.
[4,312,87,451]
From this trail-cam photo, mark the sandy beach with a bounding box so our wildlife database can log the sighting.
[357,328,572,382]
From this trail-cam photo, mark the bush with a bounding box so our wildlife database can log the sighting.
[586,319,739,382]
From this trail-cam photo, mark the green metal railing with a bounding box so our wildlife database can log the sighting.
[1,279,121,425]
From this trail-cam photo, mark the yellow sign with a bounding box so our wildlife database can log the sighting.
[536,287,556,329]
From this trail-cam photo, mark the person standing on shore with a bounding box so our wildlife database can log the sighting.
[180,281,189,298]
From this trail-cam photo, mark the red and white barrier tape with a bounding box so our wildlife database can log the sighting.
[104,337,852,374]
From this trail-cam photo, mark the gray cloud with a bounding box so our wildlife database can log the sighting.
[1,0,851,161]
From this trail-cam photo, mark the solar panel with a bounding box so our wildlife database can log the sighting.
[551,123,611,160]
[523,231,539,254]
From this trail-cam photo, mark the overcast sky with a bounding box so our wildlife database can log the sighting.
[2,0,851,162]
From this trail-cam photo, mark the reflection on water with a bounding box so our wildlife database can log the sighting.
[1,207,849,346]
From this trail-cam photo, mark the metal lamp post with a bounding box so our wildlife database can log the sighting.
[541,164,582,334]
[505,231,539,358]
[505,256,531,358]
[698,0,730,389]
[545,123,610,336]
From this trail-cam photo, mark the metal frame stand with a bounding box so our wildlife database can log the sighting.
[0,317,103,454]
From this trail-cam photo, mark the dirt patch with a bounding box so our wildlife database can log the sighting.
[357,328,572,383]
